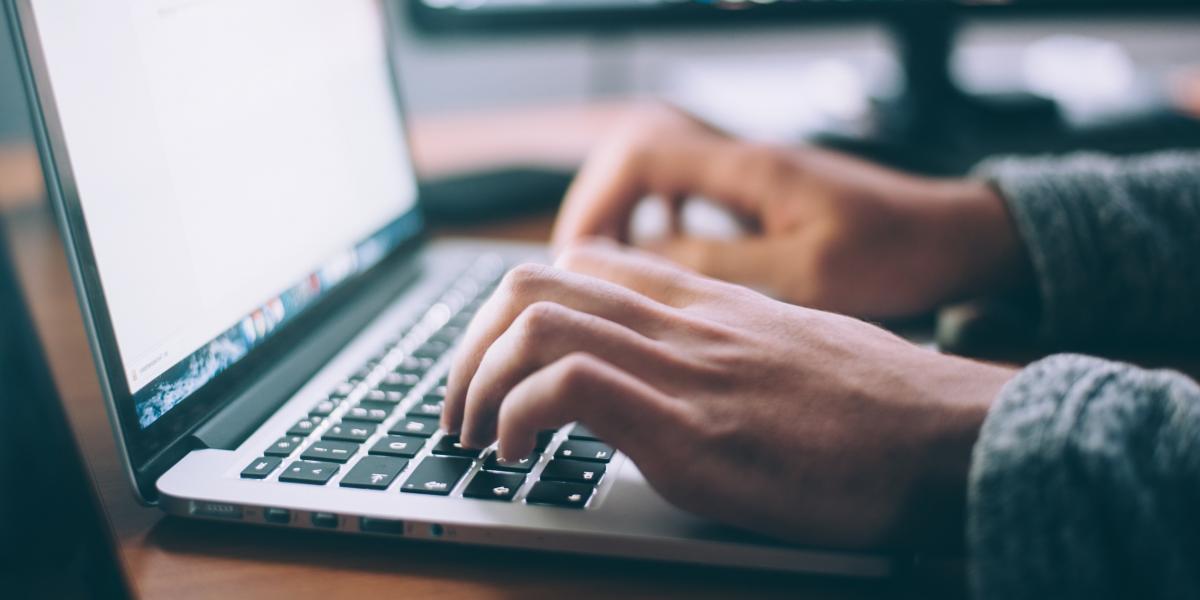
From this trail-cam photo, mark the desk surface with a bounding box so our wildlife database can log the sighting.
[0,105,907,599]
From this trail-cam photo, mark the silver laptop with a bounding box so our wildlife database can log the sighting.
[8,0,889,577]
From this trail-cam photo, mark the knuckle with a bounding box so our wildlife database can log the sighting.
[515,300,568,339]
[552,352,601,398]
[511,302,571,352]
[501,262,553,299]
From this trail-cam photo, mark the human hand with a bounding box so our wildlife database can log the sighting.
[443,241,1017,550]
[552,104,1030,319]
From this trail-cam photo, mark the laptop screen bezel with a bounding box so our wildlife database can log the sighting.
[7,0,428,499]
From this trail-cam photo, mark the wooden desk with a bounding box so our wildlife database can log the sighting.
[0,108,905,599]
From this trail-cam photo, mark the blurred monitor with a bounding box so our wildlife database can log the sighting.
[409,0,1200,34]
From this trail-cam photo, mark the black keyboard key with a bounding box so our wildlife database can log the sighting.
[368,435,426,459]
[349,366,374,383]
[427,385,448,398]
[241,456,282,479]
[555,440,614,463]
[400,456,473,495]
[389,416,439,438]
[339,456,408,490]
[463,471,524,502]
[279,460,339,485]
[322,422,376,443]
[310,398,341,417]
[483,451,539,473]
[534,429,556,451]
[411,399,444,418]
[385,372,421,385]
[358,400,395,412]
[300,440,359,463]
[413,340,450,359]
[363,389,405,404]
[431,326,464,345]
[393,357,433,375]
[568,424,602,441]
[525,481,594,509]
[286,416,324,437]
[431,434,484,458]
[379,372,420,392]
[344,405,390,423]
[264,435,303,457]
[541,459,605,484]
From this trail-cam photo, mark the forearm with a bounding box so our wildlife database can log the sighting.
[968,354,1200,599]
[973,151,1200,345]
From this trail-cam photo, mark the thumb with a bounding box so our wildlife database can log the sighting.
[643,236,781,291]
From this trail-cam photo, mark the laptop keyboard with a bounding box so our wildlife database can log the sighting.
[238,256,614,509]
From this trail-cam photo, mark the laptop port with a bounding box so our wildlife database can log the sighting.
[192,501,243,520]
[310,512,339,529]
[263,508,291,524]
[359,517,405,535]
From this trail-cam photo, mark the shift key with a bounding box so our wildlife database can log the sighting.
[340,456,408,490]
[400,456,472,496]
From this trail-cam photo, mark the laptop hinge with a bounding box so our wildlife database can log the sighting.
[189,253,424,451]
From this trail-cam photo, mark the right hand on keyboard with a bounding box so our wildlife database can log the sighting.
[442,241,1017,551]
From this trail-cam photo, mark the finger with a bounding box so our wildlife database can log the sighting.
[551,135,649,248]
[554,238,710,306]
[493,352,690,463]
[643,237,783,292]
[551,134,769,251]
[443,263,675,434]
[460,301,680,448]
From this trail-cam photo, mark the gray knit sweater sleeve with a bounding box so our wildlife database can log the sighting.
[968,355,1200,599]
[965,152,1200,599]
[974,151,1200,344]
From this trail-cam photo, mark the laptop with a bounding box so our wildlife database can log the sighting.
[0,225,134,599]
[7,0,890,577]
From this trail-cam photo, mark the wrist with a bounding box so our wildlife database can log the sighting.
[926,178,1033,303]
[898,354,1016,552]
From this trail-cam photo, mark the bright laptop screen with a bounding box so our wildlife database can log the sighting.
[28,0,419,428]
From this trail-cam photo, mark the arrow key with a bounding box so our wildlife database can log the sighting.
[340,456,409,490]
[483,451,539,473]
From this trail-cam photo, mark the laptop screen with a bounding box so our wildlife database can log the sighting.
[25,0,419,429]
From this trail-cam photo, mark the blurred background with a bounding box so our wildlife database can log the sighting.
[4,1,1200,217]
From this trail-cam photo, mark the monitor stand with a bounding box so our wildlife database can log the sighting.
[816,10,1200,176]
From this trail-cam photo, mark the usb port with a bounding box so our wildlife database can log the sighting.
[263,508,291,524]
[310,512,339,529]
[359,517,405,535]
